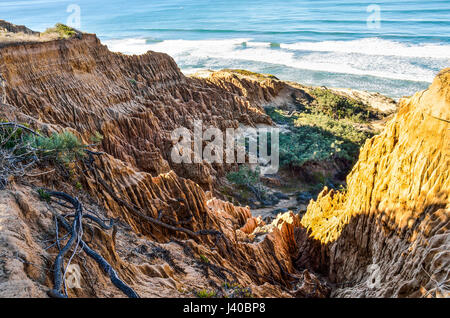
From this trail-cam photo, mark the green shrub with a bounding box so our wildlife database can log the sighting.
[196,289,216,298]
[309,88,378,122]
[32,131,86,163]
[227,166,260,186]
[221,69,278,80]
[43,23,77,39]
[266,107,373,170]
[90,131,103,144]
[293,113,371,145]
[38,189,51,202]
[222,282,254,298]
[264,108,295,125]
[1,124,89,189]
[199,254,210,264]
[0,124,86,164]
[0,120,37,148]
[226,166,269,203]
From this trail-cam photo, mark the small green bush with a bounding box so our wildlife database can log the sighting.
[309,88,378,122]
[226,166,269,204]
[1,123,89,189]
[0,124,86,164]
[0,120,36,148]
[222,282,254,298]
[32,131,86,163]
[199,254,210,264]
[266,107,374,170]
[227,166,260,186]
[221,69,278,80]
[196,289,216,298]
[38,189,51,202]
[90,131,103,144]
[43,23,77,39]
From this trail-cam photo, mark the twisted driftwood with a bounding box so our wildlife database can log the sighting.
[0,122,44,137]
[44,190,139,298]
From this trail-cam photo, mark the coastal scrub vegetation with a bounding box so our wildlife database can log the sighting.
[43,23,77,39]
[227,165,261,186]
[265,89,379,170]
[221,69,279,80]
[32,131,86,163]
[226,166,266,202]
[309,88,380,122]
[199,254,210,264]
[195,283,253,298]
[0,122,88,189]
[226,166,286,207]
[196,289,217,298]
[0,123,86,163]
[222,282,254,298]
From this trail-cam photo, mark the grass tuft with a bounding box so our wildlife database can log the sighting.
[221,69,279,80]
[196,289,216,298]
[199,254,210,264]
[43,23,77,39]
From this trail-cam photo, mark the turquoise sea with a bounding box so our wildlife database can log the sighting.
[2,0,450,97]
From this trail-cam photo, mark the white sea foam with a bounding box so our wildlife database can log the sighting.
[281,38,450,59]
[104,37,449,83]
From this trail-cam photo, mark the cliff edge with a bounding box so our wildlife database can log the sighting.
[299,69,450,297]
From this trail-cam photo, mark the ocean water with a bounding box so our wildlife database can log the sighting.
[2,0,450,98]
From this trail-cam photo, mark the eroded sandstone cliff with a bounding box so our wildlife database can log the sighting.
[0,29,307,298]
[299,69,450,297]
[0,24,448,298]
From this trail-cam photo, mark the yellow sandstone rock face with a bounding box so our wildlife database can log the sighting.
[300,69,450,297]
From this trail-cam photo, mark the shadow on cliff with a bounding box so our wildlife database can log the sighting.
[294,200,449,297]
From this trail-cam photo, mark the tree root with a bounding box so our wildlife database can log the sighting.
[43,190,139,298]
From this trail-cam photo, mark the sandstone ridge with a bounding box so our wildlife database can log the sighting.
[0,29,312,298]
[299,69,450,297]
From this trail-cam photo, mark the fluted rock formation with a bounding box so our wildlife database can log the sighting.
[0,30,304,297]
[0,33,277,190]
[299,69,450,297]
[1,24,447,298]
